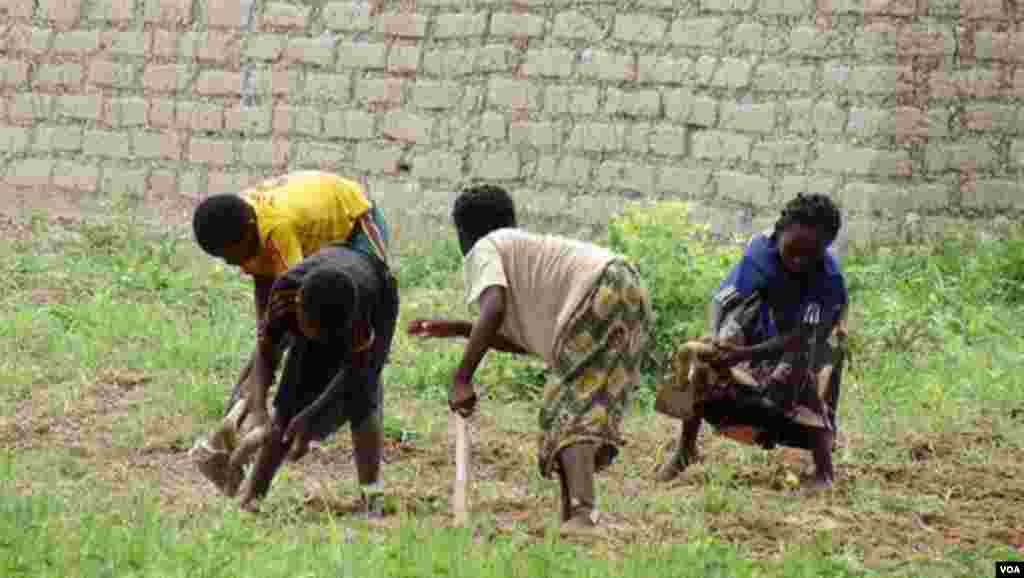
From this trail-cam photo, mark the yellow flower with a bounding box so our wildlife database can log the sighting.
[543,379,561,404]
[570,331,594,353]
[578,368,607,399]
[589,406,609,427]
[593,286,619,319]
[624,285,648,307]
[607,366,630,397]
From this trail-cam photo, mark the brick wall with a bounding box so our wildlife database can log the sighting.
[1,0,1022,240]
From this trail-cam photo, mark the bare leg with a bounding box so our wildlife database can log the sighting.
[352,416,384,518]
[239,423,288,510]
[352,427,382,486]
[805,429,835,492]
[556,465,571,522]
[558,443,598,534]
[656,416,702,482]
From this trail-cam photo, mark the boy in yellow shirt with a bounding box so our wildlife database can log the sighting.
[193,171,390,403]
[190,171,393,513]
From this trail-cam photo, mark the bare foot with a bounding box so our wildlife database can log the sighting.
[239,498,262,514]
[655,445,699,483]
[362,492,385,520]
[560,510,601,538]
[801,475,834,495]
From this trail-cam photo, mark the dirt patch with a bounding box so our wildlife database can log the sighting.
[6,381,1022,563]
[0,213,34,243]
[2,323,1020,561]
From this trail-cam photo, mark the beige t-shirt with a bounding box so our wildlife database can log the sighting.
[463,228,617,365]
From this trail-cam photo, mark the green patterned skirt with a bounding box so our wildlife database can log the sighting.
[538,260,655,478]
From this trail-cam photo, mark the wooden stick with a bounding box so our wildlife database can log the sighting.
[451,411,470,527]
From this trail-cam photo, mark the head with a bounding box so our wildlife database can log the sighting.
[192,194,261,267]
[297,267,358,344]
[772,193,842,275]
[451,184,517,255]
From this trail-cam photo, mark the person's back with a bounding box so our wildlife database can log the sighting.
[408,184,654,536]
[237,243,400,513]
[237,172,376,277]
[464,228,615,365]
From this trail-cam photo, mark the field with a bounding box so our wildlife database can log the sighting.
[1,197,1022,578]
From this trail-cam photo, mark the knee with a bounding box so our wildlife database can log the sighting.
[268,419,287,443]
[351,408,382,437]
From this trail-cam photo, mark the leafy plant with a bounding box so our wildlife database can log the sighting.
[607,201,742,367]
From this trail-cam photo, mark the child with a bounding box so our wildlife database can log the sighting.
[655,193,848,490]
[189,172,393,508]
[191,171,389,411]
[237,243,399,513]
[408,185,654,535]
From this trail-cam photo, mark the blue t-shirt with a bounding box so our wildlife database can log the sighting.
[713,232,847,344]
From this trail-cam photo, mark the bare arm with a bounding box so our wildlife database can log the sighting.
[454,286,508,384]
[284,364,353,446]
[246,337,277,421]
[408,314,527,355]
[707,295,805,366]
[407,319,473,338]
[836,304,849,337]
[254,276,273,320]
[247,277,284,419]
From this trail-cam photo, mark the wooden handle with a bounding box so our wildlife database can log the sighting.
[452,412,469,526]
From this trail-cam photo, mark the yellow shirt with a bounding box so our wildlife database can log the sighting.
[238,171,371,277]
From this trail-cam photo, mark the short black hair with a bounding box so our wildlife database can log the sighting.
[774,193,842,246]
[192,194,256,256]
[300,267,358,342]
[451,184,517,251]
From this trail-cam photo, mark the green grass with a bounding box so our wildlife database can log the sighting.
[0,207,1022,577]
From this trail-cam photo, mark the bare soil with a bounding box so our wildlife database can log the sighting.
[2,184,1021,565]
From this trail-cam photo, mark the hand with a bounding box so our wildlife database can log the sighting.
[707,341,746,369]
[407,319,452,338]
[835,318,849,340]
[283,412,312,461]
[449,373,477,418]
[243,404,270,432]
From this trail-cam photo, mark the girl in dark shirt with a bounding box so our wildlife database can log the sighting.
[238,245,398,514]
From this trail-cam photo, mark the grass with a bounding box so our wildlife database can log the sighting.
[0,207,1022,577]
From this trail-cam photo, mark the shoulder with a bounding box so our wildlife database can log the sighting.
[319,246,387,287]
[485,227,522,246]
[823,248,844,276]
[821,251,848,297]
[734,231,778,280]
[744,230,776,260]
[466,229,520,263]
[270,259,309,293]
[492,228,612,256]
[465,232,504,266]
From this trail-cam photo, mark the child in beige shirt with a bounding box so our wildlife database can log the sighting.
[408,184,654,535]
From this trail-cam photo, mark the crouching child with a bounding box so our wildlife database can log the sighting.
[236,243,398,515]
